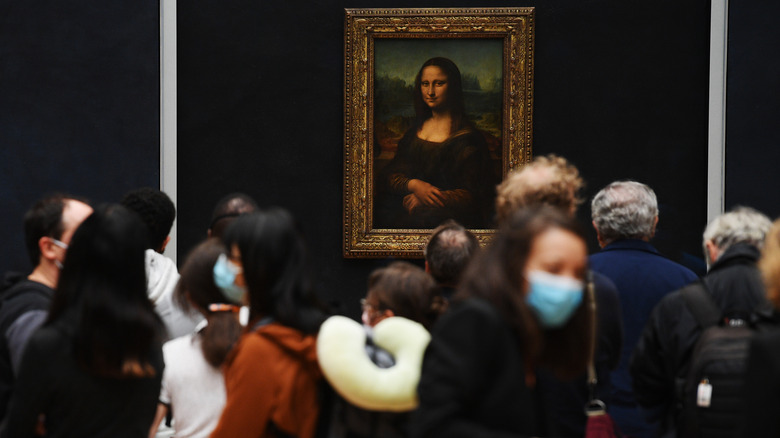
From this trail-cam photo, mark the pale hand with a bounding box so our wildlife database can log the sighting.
[407,179,444,208]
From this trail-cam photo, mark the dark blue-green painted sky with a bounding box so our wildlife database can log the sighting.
[375,38,503,91]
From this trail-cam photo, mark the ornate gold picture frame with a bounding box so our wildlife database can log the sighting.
[344,7,534,258]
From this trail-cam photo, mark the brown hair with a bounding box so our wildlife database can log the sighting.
[456,206,592,379]
[760,219,780,309]
[495,154,584,224]
[366,261,446,330]
[175,238,242,368]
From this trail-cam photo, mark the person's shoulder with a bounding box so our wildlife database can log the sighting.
[25,321,69,356]
[163,333,197,354]
[448,127,486,146]
[655,256,698,280]
[0,279,54,320]
[436,297,503,333]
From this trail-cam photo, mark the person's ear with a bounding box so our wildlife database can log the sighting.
[705,240,721,265]
[593,221,606,248]
[38,237,59,262]
[373,309,395,326]
[650,216,659,238]
[424,261,431,274]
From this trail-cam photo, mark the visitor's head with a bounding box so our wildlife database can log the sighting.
[120,187,176,253]
[424,220,479,287]
[361,261,443,330]
[222,208,324,333]
[208,192,259,238]
[23,193,93,276]
[702,206,771,268]
[495,154,584,223]
[591,180,658,247]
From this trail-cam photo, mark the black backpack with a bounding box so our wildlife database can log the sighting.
[680,282,763,438]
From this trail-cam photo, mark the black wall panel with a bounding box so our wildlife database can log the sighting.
[0,1,160,274]
[178,0,711,317]
[725,2,780,217]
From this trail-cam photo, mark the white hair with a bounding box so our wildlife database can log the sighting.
[591,181,658,245]
[703,206,771,261]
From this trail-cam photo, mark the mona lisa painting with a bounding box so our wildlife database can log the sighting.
[344,8,534,258]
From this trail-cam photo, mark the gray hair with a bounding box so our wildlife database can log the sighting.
[703,206,771,257]
[591,181,658,245]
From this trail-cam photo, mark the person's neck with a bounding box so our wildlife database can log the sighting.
[27,263,58,289]
[429,108,451,121]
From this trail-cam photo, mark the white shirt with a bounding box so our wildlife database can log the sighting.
[159,331,226,438]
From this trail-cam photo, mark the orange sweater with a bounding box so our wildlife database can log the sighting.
[211,322,321,438]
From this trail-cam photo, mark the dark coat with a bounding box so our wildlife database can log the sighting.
[630,243,769,436]
[742,327,780,437]
[537,271,624,437]
[589,239,699,438]
[411,297,546,438]
[0,272,54,422]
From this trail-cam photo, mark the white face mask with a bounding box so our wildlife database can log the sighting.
[51,238,68,270]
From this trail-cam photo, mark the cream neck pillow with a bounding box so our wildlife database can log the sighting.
[317,315,431,412]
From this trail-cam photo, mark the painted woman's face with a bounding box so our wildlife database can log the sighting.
[420,65,449,110]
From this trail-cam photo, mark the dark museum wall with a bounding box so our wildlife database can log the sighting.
[724,2,780,217]
[0,1,160,274]
[0,1,777,319]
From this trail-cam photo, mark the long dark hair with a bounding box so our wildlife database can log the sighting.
[48,204,164,378]
[412,57,469,132]
[366,261,446,330]
[456,206,592,379]
[174,238,241,368]
[222,208,326,334]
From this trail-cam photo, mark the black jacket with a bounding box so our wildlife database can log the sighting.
[630,243,769,435]
[411,297,546,438]
[537,271,624,437]
[0,272,54,422]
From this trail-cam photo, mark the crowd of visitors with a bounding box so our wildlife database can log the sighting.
[1,154,779,438]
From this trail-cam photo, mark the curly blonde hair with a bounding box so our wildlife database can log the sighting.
[495,154,584,224]
[759,219,780,309]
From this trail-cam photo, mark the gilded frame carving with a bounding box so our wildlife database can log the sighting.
[344,7,534,258]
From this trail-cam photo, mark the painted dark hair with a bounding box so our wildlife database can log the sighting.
[174,238,241,368]
[413,57,468,132]
[47,204,164,378]
[366,261,445,330]
[222,208,326,334]
[456,206,592,379]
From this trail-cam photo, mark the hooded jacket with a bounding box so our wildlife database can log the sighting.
[210,321,322,438]
[145,249,202,340]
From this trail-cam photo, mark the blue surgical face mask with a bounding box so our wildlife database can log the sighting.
[525,270,584,328]
[213,254,247,305]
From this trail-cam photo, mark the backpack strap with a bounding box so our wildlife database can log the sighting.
[680,282,721,329]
